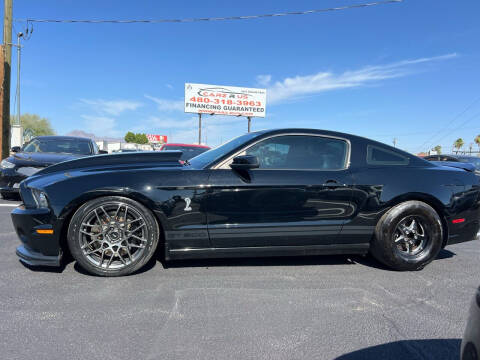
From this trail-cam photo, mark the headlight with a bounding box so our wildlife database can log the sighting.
[31,188,49,208]
[1,159,15,169]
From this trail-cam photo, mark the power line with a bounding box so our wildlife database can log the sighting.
[15,0,403,25]
[416,94,480,152]
[425,111,480,149]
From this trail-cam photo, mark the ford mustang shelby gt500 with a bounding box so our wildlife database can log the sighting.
[11,129,480,276]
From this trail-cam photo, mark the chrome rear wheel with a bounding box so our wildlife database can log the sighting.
[393,216,428,257]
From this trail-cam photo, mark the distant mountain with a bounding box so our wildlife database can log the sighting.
[64,130,124,143]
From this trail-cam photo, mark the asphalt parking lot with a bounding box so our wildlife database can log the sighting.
[0,198,478,360]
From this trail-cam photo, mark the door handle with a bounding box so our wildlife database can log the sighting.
[322,180,346,188]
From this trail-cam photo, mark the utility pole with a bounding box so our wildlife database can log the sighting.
[247,116,251,133]
[15,32,22,126]
[0,0,12,159]
[198,113,202,144]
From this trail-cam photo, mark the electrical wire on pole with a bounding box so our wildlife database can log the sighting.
[15,0,403,26]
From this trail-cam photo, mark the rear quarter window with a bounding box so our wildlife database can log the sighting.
[367,145,409,165]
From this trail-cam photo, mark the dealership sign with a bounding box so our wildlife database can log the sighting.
[185,83,266,118]
[146,134,167,143]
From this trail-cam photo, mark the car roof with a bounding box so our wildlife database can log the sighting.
[162,143,210,148]
[34,136,92,142]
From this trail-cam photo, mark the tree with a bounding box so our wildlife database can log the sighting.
[433,145,441,154]
[124,131,135,143]
[475,134,480,151]
[11,113,55,136]
[454,138,464,152]
[135,133,148,144]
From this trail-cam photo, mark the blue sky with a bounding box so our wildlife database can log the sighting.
[5,0,480,153]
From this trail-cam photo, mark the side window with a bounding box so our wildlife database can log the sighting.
[244,135,348,170]
[367,145,409,165]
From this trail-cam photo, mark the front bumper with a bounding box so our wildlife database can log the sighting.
[11,205,62,267]
[0,168,26,193]
[16,244,61,266]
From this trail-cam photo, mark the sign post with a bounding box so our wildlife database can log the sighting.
[198,113,202,145]
[185,83,266,140]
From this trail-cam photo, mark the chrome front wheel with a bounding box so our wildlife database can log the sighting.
[68,197,159,276]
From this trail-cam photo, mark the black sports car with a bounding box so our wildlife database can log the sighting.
[11,129,480,276]
[0,136,105,199]
[424,154,480,175]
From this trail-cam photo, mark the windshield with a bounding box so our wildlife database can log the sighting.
[161,146,209,161]
[22,138,93,155]
[456,157,480,170]
[188,132,262,168]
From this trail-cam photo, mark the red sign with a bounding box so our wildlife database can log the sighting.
[146,134,167,143]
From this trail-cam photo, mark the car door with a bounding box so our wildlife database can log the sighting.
[206,134,354,248]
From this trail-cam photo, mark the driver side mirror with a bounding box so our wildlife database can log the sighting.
[230,155,259,170]
[10,146,21,153]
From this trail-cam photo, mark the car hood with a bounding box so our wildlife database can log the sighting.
[10,152,84,167]
[34,151,184,176]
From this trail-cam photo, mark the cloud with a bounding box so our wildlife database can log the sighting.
[256,74,272,87]
[145,95,184,112]
[80,99,142,115]
[81,115,121,138]
[265,53,457,104]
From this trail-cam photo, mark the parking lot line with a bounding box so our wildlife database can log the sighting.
[0,204,19,207]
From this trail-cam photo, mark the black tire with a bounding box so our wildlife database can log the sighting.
[67,196,160,276]
[370,200,443,271]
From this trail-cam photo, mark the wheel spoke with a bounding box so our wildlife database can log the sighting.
[128,223,145,234]
[129,234,147,242]
[100,206,111,221]
[99,250,105,266]
[406,242,411,253]
[129,243,146,249]
[113,204,122,219]
[118,253,127,265]
[395,235,405,243]
[410,219,417,232]
[125,246,133,262]
[80,229,97,237]
[94,209,103,225]
[85,247,101,256]
[127,218,142,225]
[81,239,99,249]
[106,253,114,269]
